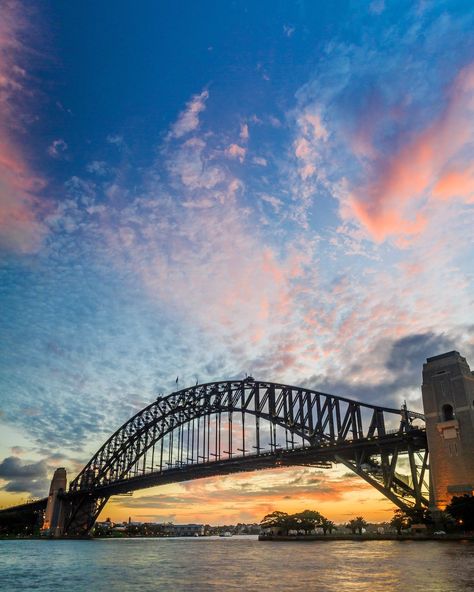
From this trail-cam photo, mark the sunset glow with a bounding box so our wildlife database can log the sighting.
[1,0,473,525]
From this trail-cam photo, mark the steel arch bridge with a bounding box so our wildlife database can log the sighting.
[56,378,429,536]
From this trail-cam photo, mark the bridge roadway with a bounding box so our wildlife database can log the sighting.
[71,426,427,498]
[0,497,47,515]
[1,426,427,517]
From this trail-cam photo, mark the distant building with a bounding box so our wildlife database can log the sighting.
[96,519,114,529]
[410,523,428,534]
[166,523,204,536]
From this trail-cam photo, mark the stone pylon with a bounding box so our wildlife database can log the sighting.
[422,351,474,510]
[41,467,67,537]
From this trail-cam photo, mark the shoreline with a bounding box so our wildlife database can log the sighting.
[2,533,473,542]
[258,533,474,542]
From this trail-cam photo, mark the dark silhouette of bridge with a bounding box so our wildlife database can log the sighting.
[0,378,429,536]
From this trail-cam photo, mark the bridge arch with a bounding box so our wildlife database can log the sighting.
[70,379,413,491]
[63,379,428,535]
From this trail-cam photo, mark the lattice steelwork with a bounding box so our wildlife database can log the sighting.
[62,379,429,535]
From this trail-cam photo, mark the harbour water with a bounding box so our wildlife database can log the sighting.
[1,536,474,591]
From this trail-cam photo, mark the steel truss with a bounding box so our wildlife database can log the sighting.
[60,379,428,535]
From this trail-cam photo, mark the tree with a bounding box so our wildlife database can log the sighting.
[354,516,367,534]
[436,511,456,532]
[260,509,337,536]
[446,495,474,531]
[293,510,323,534]
[346,519,358,534]
[260,511,291,534]
[320,517,336,535]
[408,508,432,526]
[390,509,410,535]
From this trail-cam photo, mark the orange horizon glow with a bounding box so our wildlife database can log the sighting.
[0,466,399,525]
[94,466,397,525]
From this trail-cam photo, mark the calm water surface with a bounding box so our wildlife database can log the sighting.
[1,536,474,592]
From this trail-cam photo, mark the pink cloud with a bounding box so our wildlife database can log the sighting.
[299,163,316,180]
[225,143,246,162]
[169,89,209,139]
[260,193,283,213]
[294,137,311,160]
[345,62,474,242]
[104,127,310,350]
[433,165,474,203]
[0,158,47,253]
[168,137,226,190]
[98,58,473,398]
[0,1,48,254]
[288,108,329,225]
[298,112,328,141]
[240,123,249,141]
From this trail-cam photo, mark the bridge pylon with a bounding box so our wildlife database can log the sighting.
[422,351,474,510]
[41,467,67,537]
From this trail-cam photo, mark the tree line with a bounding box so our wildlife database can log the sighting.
[261,495,474,537]
[260,510,337,535]
[390,495,474,534]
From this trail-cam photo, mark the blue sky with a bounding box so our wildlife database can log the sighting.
[0,0,473,522]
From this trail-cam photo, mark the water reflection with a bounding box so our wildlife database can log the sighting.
[1,537,473,592]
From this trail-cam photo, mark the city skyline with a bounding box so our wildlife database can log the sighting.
[1,0,474,524]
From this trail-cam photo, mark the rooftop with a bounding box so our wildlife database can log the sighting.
[426,351,460,363]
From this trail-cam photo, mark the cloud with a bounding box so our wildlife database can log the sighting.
[385,333,456,376]
[169,89,209,139]
[106,134,124,146]
[94,113,319,355]
[289,9,474,243]
[225,143,246,162]
[306,332,459,411]
[432,164,474,203]
[107,467,375,523]
[260,193,283,213]
[369,0,385,15]
[344,62,474,242]
[10,446,26,455]
[47,138,68,159]
[166,137,226,191]
[0,455,49,497]
[0,0,49,254]
[3,64,469,464]
[2,6,474,517]
[240,123,249,141]
[107,190,306,343]
[86,160,109,176]
[289,109,328,225]
[268,115,281,128]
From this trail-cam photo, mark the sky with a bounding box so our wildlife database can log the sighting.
[0,0,473,525]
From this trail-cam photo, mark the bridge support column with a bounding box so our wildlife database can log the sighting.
[63,494,109,537]
[422,351,474,510]
[41,468,67,537]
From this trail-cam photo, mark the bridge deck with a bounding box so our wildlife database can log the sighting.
[66,428,427,499]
